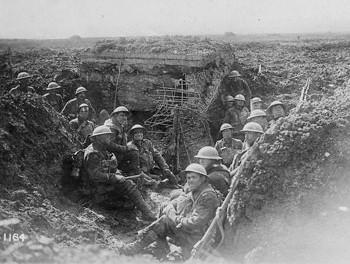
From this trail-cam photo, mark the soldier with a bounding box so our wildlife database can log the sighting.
[128,124,179,187]
[194,146,230,197]
[69,103,95,146]
[9,72,36,94]
[266,100,286,121]
[104,106,140,176]
[61,86,96,121]
[223,94,250,140]
[251,97,263,110]
[220,70,252,108]
[42,82,63,111]
[214,123,243,168]
[81,125,156,221]
[229,122,264,174]
[246,109,268,132]
[120,163,220,260]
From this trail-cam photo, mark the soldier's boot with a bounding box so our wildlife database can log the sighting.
[119,230,158,256]
[129,190,156,221]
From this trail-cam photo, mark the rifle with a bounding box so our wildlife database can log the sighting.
[190,139,260,260]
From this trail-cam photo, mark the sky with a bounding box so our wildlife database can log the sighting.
[1,0,350,39]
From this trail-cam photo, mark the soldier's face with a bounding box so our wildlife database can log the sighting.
[236,100,245,107]
[79,107,89,119]
[222,129,232,139]
[99,134,111,145]
[133,130,143,141]
[19,78,30,87]
[77,92,86,100]
[226,101,234,108]
[198,158,211,169]
[253,102,262,109]
[245,131,260,146]
[271,105,285,119]
[113,113,128,126]
[186,172,205,192]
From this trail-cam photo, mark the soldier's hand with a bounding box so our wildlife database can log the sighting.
[114,174,126,183]
[163,169,179,185]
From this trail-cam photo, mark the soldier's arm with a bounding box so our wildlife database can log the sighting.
[61,101,70,117]
[176,192,219,231]
[106,141,128,155]
[242,80,252,103]
[149,141,169,171]
[85,153,117,184]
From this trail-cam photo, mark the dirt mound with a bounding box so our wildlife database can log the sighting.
[222,84,350,263]
[0,94,162,263]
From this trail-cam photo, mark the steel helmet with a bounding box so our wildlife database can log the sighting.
[234,94,246,101]
[91,125,114,137]
[111,106,129,116]
[229,70,241,77]
[241,122,264,134]
[252,97,262,103]
[184,163,207,177]
[225,95,235,102]
[220,123,233,133]
[16,72,31,80]
[75,86,87,95]
[195,146,222,160]
[46,82,61,90]
[247,110,267,121]
[129,124,145,134]
[78,103,89,110]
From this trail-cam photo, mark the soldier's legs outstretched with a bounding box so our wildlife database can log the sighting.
[118,179,156,221]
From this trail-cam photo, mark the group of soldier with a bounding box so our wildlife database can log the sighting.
[9,70,288,260]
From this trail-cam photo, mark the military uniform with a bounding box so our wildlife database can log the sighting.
[121,182,220,259]
[81,142,154,218]
[206,163,230,197]
[61,98,96,121]
[223,106,250,132]
[43,92,63,112]
[215,137,243,168]
[221,77,252,107]
[9,85,36,94]
[69,118,94,145]
[128,138,177,184]
[104,119,140,175]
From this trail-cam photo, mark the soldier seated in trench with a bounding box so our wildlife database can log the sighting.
[79,125,156,221]
[214,123,243,168]
[103,106,140,176]
[127,124,179,189]
[119,163,221,261]
[69,103,95,147]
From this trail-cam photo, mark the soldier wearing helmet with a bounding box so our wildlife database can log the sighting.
[104,106,140,176]
[127,124,179,188]
[61,86,96,121]
[251,97,263,110]
[9,72,36,94]
[214,123,243,168]
[229,122,264,174]
[81,125,156,221]
[223,94,250,139]
[219,70,252,108]
[246,109,268,132]
[267,101,286,121]
[69,103,95,147]
[42,82,63,111]
[194,146,230,196]
[120,163,220,260]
